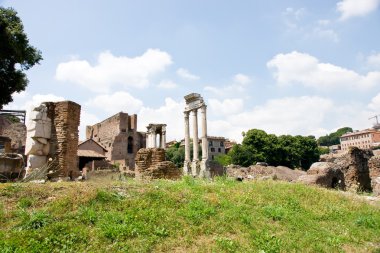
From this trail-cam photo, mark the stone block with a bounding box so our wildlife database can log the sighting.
[27,120,51,139]
[28,155,47,169]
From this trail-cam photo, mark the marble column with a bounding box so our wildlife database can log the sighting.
[200,105,210,178]
[184,111,191,174]
[161,130,166,149]
[200,105,208,161]
[192,109,199,176]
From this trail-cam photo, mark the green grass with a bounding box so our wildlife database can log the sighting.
[0,176,379,252]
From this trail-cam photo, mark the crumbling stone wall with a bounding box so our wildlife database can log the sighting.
[135,148,181,180]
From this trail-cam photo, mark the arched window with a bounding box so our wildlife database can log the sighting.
[128,136,133,154]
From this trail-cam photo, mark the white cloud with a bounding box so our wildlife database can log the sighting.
[56,49,172,93]
[267,51,380,90]
[368,93,380,110]
[85,91,143,114]
[311,28,339,43]
[227,96,333,141]
[138,98,185,141]
[208,98,244,116]
[204,73,251,97]
[79,110,100,140]
[233,73,251,85]
[176,68,200,80]
[367,52,380,69]
[317,19,331,26]
[283,7,307,30]
[157,80,178,89]
[337,0,380,20]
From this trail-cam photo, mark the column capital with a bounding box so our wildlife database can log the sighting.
[192,109,198,116]
[184,111,190,118]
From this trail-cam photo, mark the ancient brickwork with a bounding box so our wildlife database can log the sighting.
[135,148,181,180]
[48,101,81,178]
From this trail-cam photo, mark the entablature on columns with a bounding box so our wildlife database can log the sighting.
[184,93,206,112]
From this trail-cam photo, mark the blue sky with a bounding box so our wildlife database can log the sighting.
[2,0,380,142]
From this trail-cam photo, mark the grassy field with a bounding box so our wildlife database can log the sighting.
[0,176,379,252]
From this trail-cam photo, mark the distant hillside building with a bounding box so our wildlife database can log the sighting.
[340,129,380,151]
[208,136,225,160]
[86,112,146,169]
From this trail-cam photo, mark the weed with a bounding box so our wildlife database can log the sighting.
[178,198,216,225]
[17,197,33,209]
[215,237,240,252]
[355,215,379,229]
[251,230,282,253]
[21,211,52,230]
[262,205,287,221]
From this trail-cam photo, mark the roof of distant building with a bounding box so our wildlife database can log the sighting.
[78,138,108,151]
[77,149,106,158]
[341,129,379,138]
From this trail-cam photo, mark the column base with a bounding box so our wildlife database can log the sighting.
[183,160,191,175]
[199,159,210,179]
[191,160,200,177]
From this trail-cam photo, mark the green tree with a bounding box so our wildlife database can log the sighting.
[318,127,352,146]
[0,7,42,109]
[227,129,320,170]
[214,154,232,166]
[165,141,201,168]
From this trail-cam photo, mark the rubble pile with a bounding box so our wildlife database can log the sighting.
[226,164,305,182]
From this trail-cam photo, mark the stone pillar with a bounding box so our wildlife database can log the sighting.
[200,105,208,160]
[153,133,157,148]
[146,132,150,148]
[161,129,166,149]
[183,111,191,174]
[192,110,199,176]
[200,105,210,178]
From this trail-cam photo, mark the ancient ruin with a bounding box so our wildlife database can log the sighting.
[86,112,146,169]
[146,124,166,149]
[135,148,181,180]
[183,93,209,178]
[300,147,373,192]
[24,101,81,179]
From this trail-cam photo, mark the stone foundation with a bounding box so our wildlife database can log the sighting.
[135,148,181,180]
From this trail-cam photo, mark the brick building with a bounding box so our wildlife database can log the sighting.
[340,129,380,151]
[85,112,146,169]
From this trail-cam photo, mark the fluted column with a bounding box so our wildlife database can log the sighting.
[184,111,191,174]
[200,105,208,161]
[192,110,199,162]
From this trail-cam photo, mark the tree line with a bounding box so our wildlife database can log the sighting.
[218,129,320,170]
